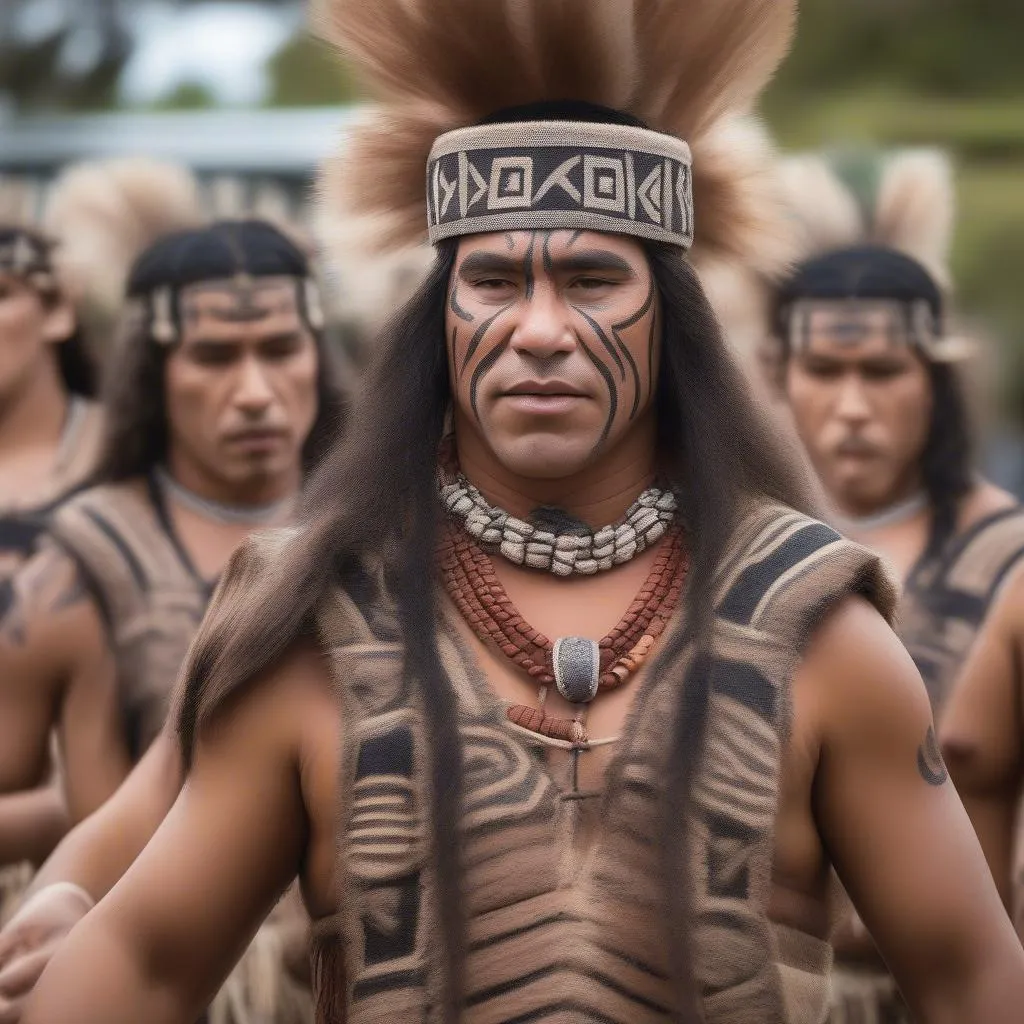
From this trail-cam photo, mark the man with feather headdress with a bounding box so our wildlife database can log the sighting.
[17,3,1024,1023]
[0,177,343,1020]
[767,146,1024,1023]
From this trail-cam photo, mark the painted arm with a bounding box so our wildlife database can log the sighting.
[939,569,1024,911]
[808,598,1024,1023]
[20,642,326,1024]
[0,545,130,821]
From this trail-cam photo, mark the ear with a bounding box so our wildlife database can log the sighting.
[41,295,76,346]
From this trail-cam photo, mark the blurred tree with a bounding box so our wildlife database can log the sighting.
[152,80,218,110]
[264,31,359,107]
[0,0,297,112]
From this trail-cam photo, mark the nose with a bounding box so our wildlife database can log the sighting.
[510,284,576,361]
[234,355,275,416]
[834,375,872,425]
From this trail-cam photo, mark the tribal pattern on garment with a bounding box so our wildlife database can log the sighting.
[311,503,895,1024]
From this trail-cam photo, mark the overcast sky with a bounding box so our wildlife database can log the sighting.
[13,0,300,106]
[121,3,300,105]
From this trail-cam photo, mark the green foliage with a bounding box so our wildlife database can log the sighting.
[264,31,360,107]
[150,80,218,111]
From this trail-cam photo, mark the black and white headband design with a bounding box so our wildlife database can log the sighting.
[0,231,55,287]
[427,121,694,249]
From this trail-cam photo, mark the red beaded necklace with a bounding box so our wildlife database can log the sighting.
[439,517,688,744]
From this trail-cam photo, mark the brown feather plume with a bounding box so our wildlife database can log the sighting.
[41,157,203,323]
[315,0,797,272]
[779,148,955,288]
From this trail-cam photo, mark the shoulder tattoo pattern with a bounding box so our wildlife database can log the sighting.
[916,725,949,787]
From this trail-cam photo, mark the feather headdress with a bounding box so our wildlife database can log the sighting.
[779,148,955,288]
[315,0,797,276]
[769,148,972,363]
[41,157,204,324]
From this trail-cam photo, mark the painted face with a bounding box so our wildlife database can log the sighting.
[446,229,660,479]
[784,301,933,515]
[163,276,319,492]
[0,271,74,404]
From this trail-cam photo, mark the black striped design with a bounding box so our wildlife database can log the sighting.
[313,503,895,1024]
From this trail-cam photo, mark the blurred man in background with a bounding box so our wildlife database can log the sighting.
[0,213,344,1024]
[772,148,1024,1022]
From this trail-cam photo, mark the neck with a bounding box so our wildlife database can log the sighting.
[455,424,658,529]
[165,449,302,508]
[0,355,70,461]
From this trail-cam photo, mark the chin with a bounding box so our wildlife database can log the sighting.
[489,433,598,480]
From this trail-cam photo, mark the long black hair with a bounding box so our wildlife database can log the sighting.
[176,236,812,1022]
[89,220,347,485]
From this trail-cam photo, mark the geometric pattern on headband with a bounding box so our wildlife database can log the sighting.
[787,297,976,364]
[427,121,694,249]
[0,232,51,278]
[147,274,326,346]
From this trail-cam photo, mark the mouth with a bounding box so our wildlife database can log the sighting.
[501,380,588,398]
[224,428,289,449]
[835,442,879,460]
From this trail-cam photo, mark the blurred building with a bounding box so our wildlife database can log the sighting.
[0,105,356,222]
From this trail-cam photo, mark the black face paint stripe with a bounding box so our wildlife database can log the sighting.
[459,306,511,380]
[523,233,537,301]
[578,335,618,450]
[448,280,474,323]
[505,234,516,250]
[470,334,511,422]
[541,231,555,275]
[611,276,655,418]
[568,230,583,247]
[572,306,626,380]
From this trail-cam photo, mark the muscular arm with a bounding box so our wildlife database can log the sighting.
[25,731,182,900]
[0,546,129,821]
[21,641,329,1024]
[939,571,1024,910]
[806,598,1024,1022]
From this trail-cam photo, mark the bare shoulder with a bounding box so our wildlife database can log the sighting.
[960,480,1019,528]
[793,595,930,749]
[194,633,338,766]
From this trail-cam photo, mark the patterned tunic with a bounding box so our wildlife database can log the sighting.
[830,504,1024,1024]
[310,503,895,1024]
[899,506,1024,713]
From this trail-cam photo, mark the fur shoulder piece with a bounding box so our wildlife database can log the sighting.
[315,0,797,276]
[779,148,956,288]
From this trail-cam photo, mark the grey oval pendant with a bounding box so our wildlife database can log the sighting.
[552,636,601,704]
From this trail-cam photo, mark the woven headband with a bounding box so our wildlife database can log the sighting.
[427,121,694,248]
[0,231,54,286]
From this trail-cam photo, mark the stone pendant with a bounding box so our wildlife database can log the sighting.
[552,636,601,704]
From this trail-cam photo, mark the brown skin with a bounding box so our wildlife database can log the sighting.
[15,232,1024,1023]
[783,301,1018,959]
[940,566,1024,919]
[0,272,77,502]
[0,285,319,822]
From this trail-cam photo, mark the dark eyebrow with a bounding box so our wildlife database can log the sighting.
[549,251,634,275]
[458,250,635,279]
[457,253,522,278]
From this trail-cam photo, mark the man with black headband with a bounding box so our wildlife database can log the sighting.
[0,217,341,1024]
[770,149,1024,1023]
[18,3,1024,1023]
